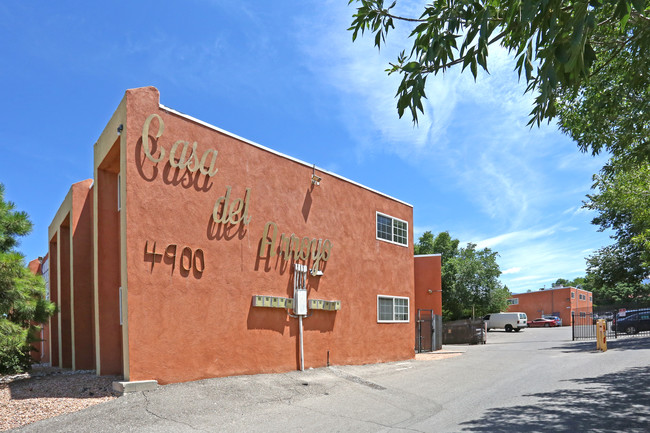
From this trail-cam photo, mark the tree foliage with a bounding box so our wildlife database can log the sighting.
[556,12,650,163]
[586,160,650,262]
[577,157,650,306]
[348,0,650,154]
[348,0,650,311]
[559,244,650,307]
[416,231,509,320]
[0,183,55,374]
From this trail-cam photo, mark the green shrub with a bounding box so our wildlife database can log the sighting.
[0,318,32,374]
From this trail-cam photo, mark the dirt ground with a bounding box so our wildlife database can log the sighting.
[0,365,120,431]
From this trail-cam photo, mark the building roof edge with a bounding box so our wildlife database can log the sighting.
[158,103,413,208]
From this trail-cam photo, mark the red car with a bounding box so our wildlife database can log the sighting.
[527,318,559,327]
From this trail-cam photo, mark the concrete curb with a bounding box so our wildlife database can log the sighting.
[112,380,158,394]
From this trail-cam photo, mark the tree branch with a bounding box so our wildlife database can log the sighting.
[416,30,509,73]
[378,9,428,23]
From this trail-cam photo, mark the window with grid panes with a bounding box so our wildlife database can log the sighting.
[376,212,408,246]
[377,296,409,323]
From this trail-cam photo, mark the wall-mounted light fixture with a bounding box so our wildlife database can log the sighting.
[311,164,321,185]
[117,124,124,135]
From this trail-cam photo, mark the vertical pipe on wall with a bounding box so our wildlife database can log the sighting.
[299,315,304,372]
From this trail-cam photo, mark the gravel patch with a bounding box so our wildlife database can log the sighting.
[0,365,120,431]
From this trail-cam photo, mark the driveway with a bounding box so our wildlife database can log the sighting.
[16,327,650,432]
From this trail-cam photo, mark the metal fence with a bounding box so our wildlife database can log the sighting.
[415,310,443,353]
[572,306,650,341]
[442,319,486,345]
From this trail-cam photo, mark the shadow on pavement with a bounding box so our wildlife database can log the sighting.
[544,335,650,353]
[460,365,650,432]
[5,372,119,400]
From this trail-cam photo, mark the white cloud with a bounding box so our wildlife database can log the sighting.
[296,1,583,229]
[510,275,542,282]
[295,1,611,293]
[502,267,521,275]
[475,225,560,249]
[573,207,592,216]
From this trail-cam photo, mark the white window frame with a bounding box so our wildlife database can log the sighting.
[377,295,410,323]
[375,212,409,247]
[571,292,575,299]
[507,298,519,305]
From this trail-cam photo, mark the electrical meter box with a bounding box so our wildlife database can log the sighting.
[294,290,308,315]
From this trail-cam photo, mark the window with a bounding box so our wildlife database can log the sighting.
[507,298,519,305]
[580,312,586,318]
[377,296,409,323]
[571,292,575,299]
[376,212,408,246]
[589,296,592,302]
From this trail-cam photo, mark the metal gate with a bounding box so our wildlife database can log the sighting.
[572,308,650,341]
[416,309,442,353]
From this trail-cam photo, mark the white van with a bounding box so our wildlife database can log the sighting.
[483,312,528,332]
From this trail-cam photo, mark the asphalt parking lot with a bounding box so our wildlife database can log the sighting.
[16,327,650,432]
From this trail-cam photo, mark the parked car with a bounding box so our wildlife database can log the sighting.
[527,318,559,327]
[616,308,650,320]
[612,311,650,334]
[483,312,527,332]
[542,315,562,326]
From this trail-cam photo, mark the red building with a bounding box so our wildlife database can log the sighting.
[27,256,50,364]
[506,286,593,326]
[46,87,442,386]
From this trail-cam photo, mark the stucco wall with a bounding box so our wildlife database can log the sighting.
[108,87,416,384]
[414,255,442,315]
[507,287,593,325]
[46,180,95,370]
[71,180,94,370]
[49,239,59,367]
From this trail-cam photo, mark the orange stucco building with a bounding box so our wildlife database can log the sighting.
[506,286,593,326]
[46,87,441,385]
[414,254,442,315]
[27,256,50,364]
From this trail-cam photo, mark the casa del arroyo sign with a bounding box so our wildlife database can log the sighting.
[140,113,333,269]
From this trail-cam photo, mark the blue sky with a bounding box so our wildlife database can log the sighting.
[0,1,612,293]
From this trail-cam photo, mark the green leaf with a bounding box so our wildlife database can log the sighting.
[631,0,644,12]
[402,62,421,73]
